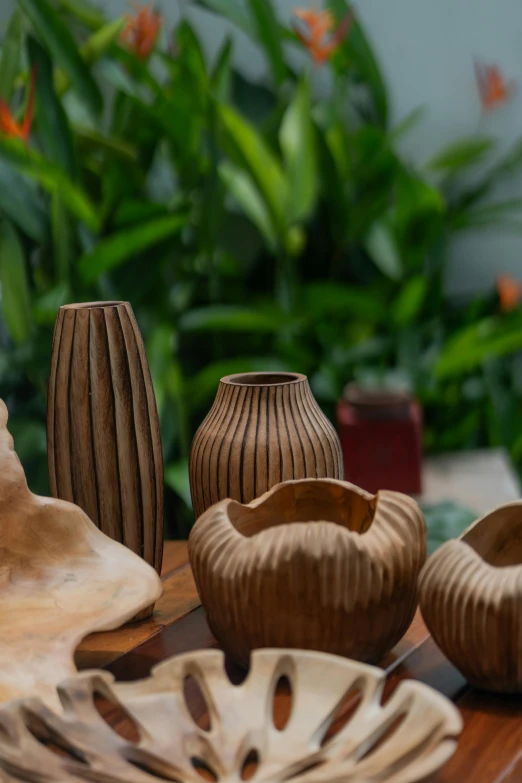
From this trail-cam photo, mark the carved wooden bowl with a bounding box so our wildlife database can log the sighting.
[189,479,426,665]
[0,649,461,783]
[419,501,522,693]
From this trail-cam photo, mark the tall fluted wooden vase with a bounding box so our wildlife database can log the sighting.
[189,372,344,519]
[47,301,164,619]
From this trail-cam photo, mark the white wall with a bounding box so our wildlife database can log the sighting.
[2,0,522,295]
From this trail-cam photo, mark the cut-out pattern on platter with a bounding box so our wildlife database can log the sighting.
[0,649,461,783]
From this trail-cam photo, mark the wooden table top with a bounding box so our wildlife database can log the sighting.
[76,541,522,783]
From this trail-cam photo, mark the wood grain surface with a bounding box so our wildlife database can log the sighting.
[0,398,162,709]
[189,372,343,518]
[0,649,461,783]
[419,501,522,693]
[47,301,164,582]
[189,478,426,665]
[83,540,522,783]
[76,542,198,671]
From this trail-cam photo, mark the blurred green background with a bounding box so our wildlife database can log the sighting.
[1,0,522,536]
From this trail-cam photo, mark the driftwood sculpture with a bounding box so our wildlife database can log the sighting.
[0,399,162,709]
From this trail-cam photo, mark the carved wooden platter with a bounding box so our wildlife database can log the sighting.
[0,399,162,709]
[0,648,461,783]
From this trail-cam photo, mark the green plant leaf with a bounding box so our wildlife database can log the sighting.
[179,305,288,333]
[211,37,233,102]
[435,317,522,378]
[0,137,98,231]
[219,103,288,236]
[33,282,70,325]
[27,35,76,178]
[79,213,188,282]
[174,20,208,85]
[392,275,427,326]
[219,160,278,249]
[247,0,287,85]
[280,78,317,223]
[55,17,126,96]
[186,356,286,407]
[231,70,276,126]
[0,10,25,104]
[365,219,402,279]
[165,459,192,510]
[74,126,138,160]
[328,0,388,128]
[0,160,47,242]
[316,124,350,243]
[426,136,495,173]
[451,198,522,230]
[54,0,105,29]
[302,281,386,322]
[390,106,425,142]
[0,220,32,344]
[392,171,444,263]
[193,0,256,38]
[324,121,350,181]
[449,139,522,217]
[82,17,125,62]
[19,0,102,115]
[113,199,168,227]
[51,193,71,285]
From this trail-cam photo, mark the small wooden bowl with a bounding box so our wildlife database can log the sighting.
[419,501,522,693]
[189,478,426,665]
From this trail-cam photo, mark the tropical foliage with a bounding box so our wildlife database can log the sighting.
[1,0,522,534]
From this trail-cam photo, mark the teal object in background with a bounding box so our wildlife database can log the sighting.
[422,501,478,555]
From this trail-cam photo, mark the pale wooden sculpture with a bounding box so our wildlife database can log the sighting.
[0,648,462,783]
[189,478,426,665]
[47,301,164,619]
[189,372,343,519]
[0,399,162,709]
[419,500,522,693]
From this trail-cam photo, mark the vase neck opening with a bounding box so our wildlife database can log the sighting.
[61,301,127,310]
[221,372,305,387]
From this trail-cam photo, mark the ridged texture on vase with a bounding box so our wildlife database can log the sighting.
[189,372,343,519]
[47,301,164,578]
[419,501,522,693]
[189,478,426,665]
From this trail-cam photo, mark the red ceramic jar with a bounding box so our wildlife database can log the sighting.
[336,385,422,494]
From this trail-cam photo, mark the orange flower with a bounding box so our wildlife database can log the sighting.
[497,276,522,312]
[475,60,513,111]
[0,66,36,144]
[293,7,353,64]
[121,3,161,60]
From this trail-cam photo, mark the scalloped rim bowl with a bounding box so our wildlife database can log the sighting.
[189,478,427,665]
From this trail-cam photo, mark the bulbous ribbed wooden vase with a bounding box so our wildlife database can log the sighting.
[189,478,427,665]
[189,372,343,519]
